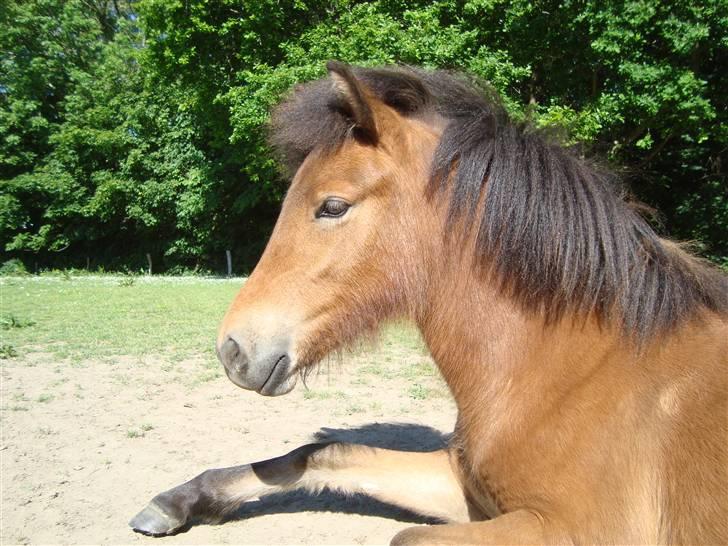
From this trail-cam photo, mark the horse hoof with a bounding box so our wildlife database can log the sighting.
[129,500,185,536]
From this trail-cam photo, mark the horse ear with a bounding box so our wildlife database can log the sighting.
[326,60,379,144]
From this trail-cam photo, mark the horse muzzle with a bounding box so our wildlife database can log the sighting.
[217,336,297,396]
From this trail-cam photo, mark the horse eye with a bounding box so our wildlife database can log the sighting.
[316,198,350,219]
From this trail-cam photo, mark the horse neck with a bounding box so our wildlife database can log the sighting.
[415,253,628,437]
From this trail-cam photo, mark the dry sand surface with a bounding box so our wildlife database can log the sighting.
[1,345,457,545]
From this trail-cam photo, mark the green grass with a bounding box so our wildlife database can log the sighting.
[1,314,36,330]
[0,275,243,362]
[126,428,144,438]
[303,389,347,401]
[400,360,438,379]
[407,383,433,400]
[0,275,446,399]
[0,344,18,359]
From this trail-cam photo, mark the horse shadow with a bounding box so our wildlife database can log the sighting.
[224,422,451,525]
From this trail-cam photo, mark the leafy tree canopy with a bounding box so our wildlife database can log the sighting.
[1,0,726,272]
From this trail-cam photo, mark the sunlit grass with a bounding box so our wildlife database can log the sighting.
[1,275,444,398]
[0,275,243,363]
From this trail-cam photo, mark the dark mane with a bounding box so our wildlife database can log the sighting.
[269,65,728,342]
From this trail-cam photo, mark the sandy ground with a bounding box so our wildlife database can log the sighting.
[1,347,457,545]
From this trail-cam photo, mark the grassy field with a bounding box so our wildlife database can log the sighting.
[1,275,239,362]
[0,273,442,395]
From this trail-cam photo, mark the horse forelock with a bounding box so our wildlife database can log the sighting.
[268,65,728,344]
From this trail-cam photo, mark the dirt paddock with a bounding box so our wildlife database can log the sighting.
[1,328,456,545]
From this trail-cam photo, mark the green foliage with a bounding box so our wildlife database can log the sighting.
[0,0,103,178]
[0,344,18,359]
[0,259,29,276]
[1,314,36,330]
[117,274,136,287]
[1,0,726,270]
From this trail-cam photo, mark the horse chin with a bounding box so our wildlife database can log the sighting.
[225,370,297,397]
[224,354,298,397]
[258,374,297,397]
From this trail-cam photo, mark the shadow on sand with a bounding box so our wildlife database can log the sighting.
[224,422,452,526]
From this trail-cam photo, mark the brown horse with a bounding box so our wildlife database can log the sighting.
[131,62,728,545]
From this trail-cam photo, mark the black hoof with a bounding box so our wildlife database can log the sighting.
[129,500,186,536]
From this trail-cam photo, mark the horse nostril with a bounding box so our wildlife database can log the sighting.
[218,336,245,371]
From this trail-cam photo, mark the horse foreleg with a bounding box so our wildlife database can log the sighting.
[391,510,549,546]
[130,442,473,536]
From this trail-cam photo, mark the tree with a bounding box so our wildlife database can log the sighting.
[2,0,725,272]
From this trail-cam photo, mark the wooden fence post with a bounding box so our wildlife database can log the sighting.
[226,250,232,277]
[146,253,152,275]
